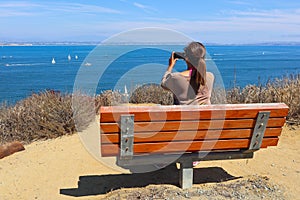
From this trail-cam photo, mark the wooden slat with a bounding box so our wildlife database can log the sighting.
[100,103,289,122]
[100,118,286,133]
[101,127,282,144]
[101,138,278,157]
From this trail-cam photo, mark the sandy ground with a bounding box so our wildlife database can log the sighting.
[0,118,299,200]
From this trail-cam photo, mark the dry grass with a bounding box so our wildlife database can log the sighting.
[0,90,95,145]
[95,90,124,107]
[129,83,173,105]
[225,74,300,123]
[104,175,285,200]
[0,74,299,145]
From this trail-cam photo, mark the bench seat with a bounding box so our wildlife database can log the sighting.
[100,103,288,157]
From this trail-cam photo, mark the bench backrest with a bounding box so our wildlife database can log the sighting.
[100,103,288,157]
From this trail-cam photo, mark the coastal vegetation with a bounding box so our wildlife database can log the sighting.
[0,74,299,145]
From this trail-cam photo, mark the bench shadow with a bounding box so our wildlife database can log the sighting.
[60,165,241,197]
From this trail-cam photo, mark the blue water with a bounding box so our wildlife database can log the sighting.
[1,45,300,104]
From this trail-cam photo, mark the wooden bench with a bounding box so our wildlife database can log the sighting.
[100,103,289,189]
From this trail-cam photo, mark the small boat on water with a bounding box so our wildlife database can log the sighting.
[75,55,78,60]
[52,58,56,64]
[68,54,71,61]
[84,62,92,67]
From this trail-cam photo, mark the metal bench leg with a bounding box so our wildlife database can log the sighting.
[179,161,193,189]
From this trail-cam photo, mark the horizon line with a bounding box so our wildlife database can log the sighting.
[1,41,300,46]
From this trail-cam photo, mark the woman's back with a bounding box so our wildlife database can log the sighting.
[161,71,214,105]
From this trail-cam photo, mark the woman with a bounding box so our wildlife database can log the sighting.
[161,42,214,105]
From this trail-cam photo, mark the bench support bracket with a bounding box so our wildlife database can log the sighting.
[120,115,134,160]
[247,111,270,152]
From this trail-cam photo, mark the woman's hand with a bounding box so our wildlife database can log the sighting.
[167,52,177,72]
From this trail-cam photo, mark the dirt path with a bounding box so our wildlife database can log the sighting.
[0,118,299,200]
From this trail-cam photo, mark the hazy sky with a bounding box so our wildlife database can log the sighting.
[1,0,300,44]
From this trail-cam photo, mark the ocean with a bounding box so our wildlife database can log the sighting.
[1,45,300,104]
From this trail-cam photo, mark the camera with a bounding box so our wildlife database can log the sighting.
[174,52,186,60]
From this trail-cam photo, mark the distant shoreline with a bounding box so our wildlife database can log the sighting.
[1,42,300,46]
[0,43,98,46]
[1,43,33,46]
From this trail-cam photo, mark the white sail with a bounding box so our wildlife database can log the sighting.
[75,55,78,60]
[124,85,128,95]
[68,54,71,61]
[123,85,129,102]
[52,58,56,64]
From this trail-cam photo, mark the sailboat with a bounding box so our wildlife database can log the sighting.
[52,58,56,64]
[75,55,78,60]
[68,54,71,61]
[124,85,128,95]
[124,85,129,102]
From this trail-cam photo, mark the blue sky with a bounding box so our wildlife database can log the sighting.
[1,0,300,44]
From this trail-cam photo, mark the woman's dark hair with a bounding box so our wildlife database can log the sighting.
[184,42,206,90]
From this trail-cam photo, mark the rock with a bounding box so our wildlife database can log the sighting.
[0,141,25,159]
